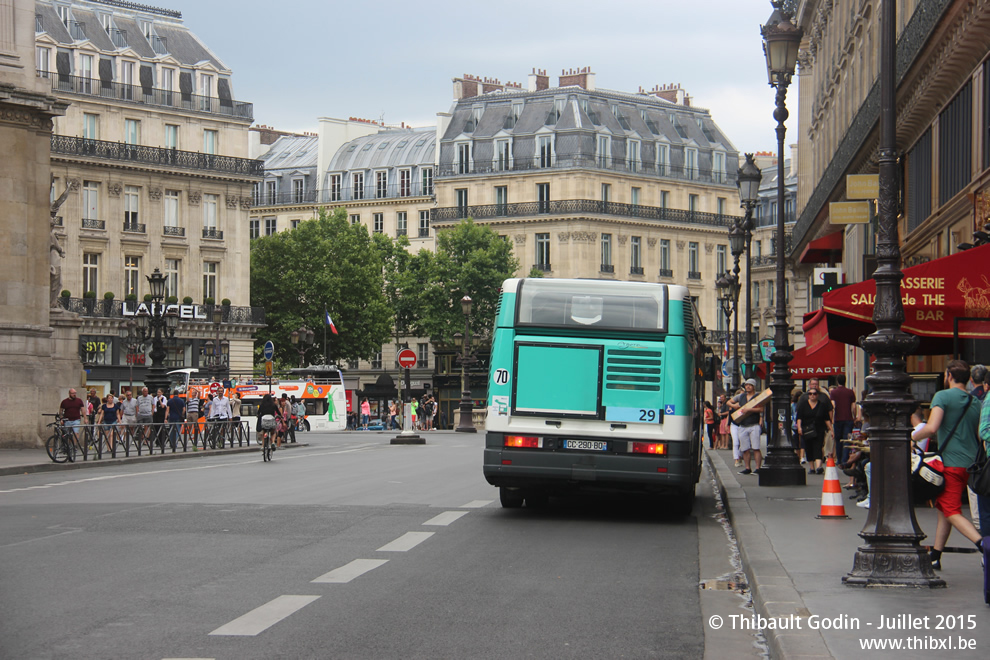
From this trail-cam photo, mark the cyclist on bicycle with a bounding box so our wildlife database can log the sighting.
[257,393,279,451]
[59,388,85,439]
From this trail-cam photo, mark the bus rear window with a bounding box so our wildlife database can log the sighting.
[516,279,667,332]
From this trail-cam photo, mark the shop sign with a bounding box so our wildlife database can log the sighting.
[829,201,871,224]
[846,174,879,199]
[121,302,208,320]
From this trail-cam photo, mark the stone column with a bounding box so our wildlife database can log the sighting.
[0,0,75,447]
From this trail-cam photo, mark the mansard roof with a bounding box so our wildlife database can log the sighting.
[327,128,436,173]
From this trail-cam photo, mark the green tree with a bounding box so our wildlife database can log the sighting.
[250,207,393,367]
[408,218,519,344]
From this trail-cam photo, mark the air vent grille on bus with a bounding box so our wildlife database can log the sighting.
[683,303,693,333]
[605,349,662,391]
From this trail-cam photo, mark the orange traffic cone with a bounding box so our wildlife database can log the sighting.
[816,456,850,519]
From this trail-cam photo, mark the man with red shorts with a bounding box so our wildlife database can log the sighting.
[913,360,985,570]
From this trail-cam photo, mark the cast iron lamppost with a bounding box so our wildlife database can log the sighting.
[202,305,230,381]
[134,268,180,396]
[455,295,477,433]
[716,272,739,388]
[290,325,315,368]
[737,155,762,384]
[843,0,944,588]
[758,0,804,486]
[728,221,746,390]
[119,318,145,394]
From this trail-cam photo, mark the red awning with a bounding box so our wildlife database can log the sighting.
[819,243,990,354]
[755,338,846,380]
[799,230,844,264]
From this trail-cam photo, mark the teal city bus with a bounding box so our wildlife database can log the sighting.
[482,278,707,514]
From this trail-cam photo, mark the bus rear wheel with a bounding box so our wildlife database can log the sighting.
[499,487,524,508]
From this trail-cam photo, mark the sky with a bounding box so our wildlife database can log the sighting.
[180,0,785,155]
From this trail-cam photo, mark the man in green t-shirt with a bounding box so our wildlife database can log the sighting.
[913,360,984,570]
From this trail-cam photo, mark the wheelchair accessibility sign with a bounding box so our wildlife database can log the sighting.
[664,404,676,415]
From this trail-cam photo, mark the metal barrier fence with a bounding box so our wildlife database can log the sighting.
[48,419,252,462]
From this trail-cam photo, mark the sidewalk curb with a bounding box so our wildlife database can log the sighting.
[704,448,833,660]
[0,442,310,478]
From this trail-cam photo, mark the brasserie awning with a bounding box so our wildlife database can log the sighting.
[799,230,844,264]
[755,336,846,380]
[814,243,990,354]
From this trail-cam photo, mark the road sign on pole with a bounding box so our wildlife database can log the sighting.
[759,337,775,362]
[210,381,222,396]
[265,360,273,377]
[397,348,417,369]
[263,341,275,361]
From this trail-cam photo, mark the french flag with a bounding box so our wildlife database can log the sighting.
[325,309,339,335]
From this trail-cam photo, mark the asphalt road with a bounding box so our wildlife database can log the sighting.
[0,431,739,660]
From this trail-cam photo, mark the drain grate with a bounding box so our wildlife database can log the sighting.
[699,577,749,592]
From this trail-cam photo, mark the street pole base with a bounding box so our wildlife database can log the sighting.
[455,426,477,433]
[390,433,425,445]
[843,544,946,588]
[757,464,806,486]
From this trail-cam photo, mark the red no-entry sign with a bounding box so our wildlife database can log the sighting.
[210,381,222,395]
[397,348,417,369]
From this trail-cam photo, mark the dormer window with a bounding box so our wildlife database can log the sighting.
[57,5,69,27]
[101,14,112,33]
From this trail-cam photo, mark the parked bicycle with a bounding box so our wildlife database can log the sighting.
[44,413,77,463]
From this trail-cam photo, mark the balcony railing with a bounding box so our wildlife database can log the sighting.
[433,199,738,228]
[417,227,430,238]
[658,268,673,278]
[438,154,736,186]
[123,221,145,233]
[704,330,747,345]
[630,266,644,275]
[749,255,779,268]
[42,72,254,121]
[600,264,614,273]
[58,297,265,325]
[396,228,407,237]
[202,228,224,240]
[687,271,702,280]
[255,189,319,206]
[163,226,185,237]
[82,218,105,230]
[533,263,551,272]
[319,181,434,205]
[51,135,264,177]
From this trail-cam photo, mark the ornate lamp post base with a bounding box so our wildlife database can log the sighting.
[758,453,806,486]
[844,544,946,588]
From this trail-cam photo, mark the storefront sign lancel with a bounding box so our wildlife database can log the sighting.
[121,302,209,320]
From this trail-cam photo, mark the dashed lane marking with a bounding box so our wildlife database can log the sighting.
[377,531,434,552]
[208,595,320,636]
[311,558,389,583]
[423,510,469,526]
[459,500,494,508]
[0,445,378,494]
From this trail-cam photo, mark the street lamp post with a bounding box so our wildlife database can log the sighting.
[290,325,315,368]
[759,0,805,486]
[716,272,738,388]
[728,221,746,391]
[135,268,180,396]
[737,155,762,384]
[202,305,230,381]
[843,0,943,588]
[455,295,477,433]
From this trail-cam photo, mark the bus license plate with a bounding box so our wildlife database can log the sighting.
[563,439,607,451]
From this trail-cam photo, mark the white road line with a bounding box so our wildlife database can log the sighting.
[311,558,389,583]
[208,595,320,636]
[0,445,378,494]
[377,531,434,552]
[423,510,469,526]
[460,500,494,509]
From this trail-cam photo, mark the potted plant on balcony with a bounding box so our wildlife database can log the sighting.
[82,290,96,314]
[144,294,153,302]
[101,291,115,316]
[167,295,178,304]
[125,293,137,302]
[183,296,193,305]
[59,290,70,311]
[204,297,215,305]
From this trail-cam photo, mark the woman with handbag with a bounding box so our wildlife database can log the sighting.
[912,360,984,570]
[796,388,832,475]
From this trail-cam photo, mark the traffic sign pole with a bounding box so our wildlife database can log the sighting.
[392,348,424,445]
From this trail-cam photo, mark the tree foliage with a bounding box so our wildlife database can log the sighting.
[407,218,519,345]
[250,207,393,366]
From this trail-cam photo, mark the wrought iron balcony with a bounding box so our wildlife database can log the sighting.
[51,135,264,177]
[82,218,105,230]
[658,268,673,278]
[433,199,738,228]
[600,264,614,273]
[704,330,747,345]
[42,72,254,121]
[202,228,224,240]
[687,271,702,280]
[749,255,779,268]
[254,189,320,207]
[163,226,185,237]
[418,227,430,238]
[123,221,145,233]
[437,154,737,186]
[396,228,407,237]
[533,263,551,272]
[630,266,644,275]
[316,180,434,206]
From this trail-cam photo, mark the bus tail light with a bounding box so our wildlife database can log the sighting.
[631,442,666,455]
[505,435,541,448]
